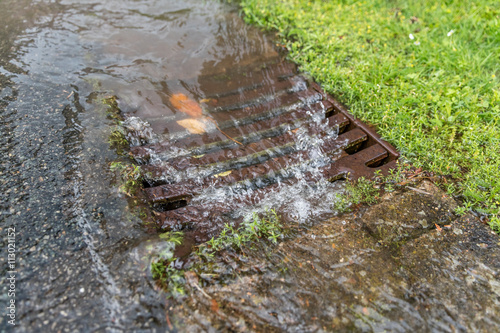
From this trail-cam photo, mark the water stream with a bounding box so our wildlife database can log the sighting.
[0,0,339,330]
[1,0,499,332]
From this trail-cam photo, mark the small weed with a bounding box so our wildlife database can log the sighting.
[110,161,143,196]
[454,205,467,216]
[108,128,129,155]
[151,259,186,297]
[109,128,128,145]
[489,215,500,234]
[159,231,184,245]
[333,164,420,213]
[350,177,379,205]
[151,211,284,297]
[334,177,380,213]
[149,231,187,297]
[102,95,123,121]
[332,193,351,213]
[199,209,283,255]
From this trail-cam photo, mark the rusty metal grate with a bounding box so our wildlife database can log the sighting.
[125,60,399,241]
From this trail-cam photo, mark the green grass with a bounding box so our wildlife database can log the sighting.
[208,208,282,251]
[159,231,184,244]
[151,260,186,296]
[240,0,500,232]
[102,95,123,121]
[108,128,129,156]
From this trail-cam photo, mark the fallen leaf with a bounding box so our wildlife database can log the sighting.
[170,93,203,118]
[210,299,219,312]
[176,118,206,134]
[213,170,232,178]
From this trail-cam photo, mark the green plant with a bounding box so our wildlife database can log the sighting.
[152,211,284,296]
[109,128,127,145]
[159,231,184,245]
[151,259,186,296]
[333,193,352,214]
[200,209,283,255]
[108,128,129,153]
[334,177,380,213]
[102,95,123,121]
[489,215,500,233]
[149,231,187,296]
[110,161,143,196]
[351,177,379,205]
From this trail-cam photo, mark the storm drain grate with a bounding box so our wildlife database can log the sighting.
[124,60,399,241]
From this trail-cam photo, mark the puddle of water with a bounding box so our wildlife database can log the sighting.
[0,0,312,330]
[0,0,498,332]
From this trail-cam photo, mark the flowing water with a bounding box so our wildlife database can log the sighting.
[0,0,340,330]
[1,0,499,332]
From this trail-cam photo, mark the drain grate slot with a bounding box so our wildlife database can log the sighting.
[123,60,399,238]
[140,111,349,175]
[153,199,189,212]
[130,100,340,163]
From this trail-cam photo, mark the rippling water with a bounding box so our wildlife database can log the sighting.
[0,0,285,330]
[1,1,499,332]
[1,0,338,330]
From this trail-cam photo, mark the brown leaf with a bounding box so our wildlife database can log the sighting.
[210,299,219,313]
[170,93,203,118]
[176,118,207,134]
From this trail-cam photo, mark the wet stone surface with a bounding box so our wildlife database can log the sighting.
[170,181,500,332]
[361,180,458,245]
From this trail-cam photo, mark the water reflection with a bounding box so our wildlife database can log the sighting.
[1,0,498,332]
[0,0,291,331]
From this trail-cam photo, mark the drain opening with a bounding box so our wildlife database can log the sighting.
[153,199,189,212]
[123,60,399,240]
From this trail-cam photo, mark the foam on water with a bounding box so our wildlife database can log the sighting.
[163,100,347,226]
[122,116,158,147]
